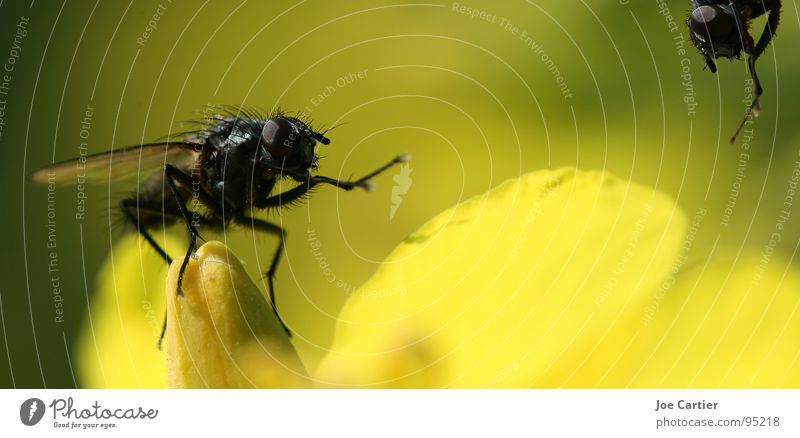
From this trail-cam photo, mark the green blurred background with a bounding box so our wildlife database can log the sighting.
[1,0,798,387]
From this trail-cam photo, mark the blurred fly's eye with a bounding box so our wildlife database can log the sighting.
[690,6,734,40]
[261,117,297,158]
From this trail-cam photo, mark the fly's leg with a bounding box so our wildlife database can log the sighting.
[730,48,764,143]
[233,216,291,337]
[120,199,174,265]
[120,197,216,349]
[752,0,782,60]
[729,0,764,142]
[122,167,221,349]
[244,154,410,337]
[268,154,410,205]
[163,164,211,297]
[120,199,174,349]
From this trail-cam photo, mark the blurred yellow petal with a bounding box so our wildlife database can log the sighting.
[76,235,182,388]
[316,167,687,387]
[79,170,800,390]
[574,251,800,388]
[166,241,308,388]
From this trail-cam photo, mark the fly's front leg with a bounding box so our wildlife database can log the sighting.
[729,35,763,143]
[265,154,410,207]
[752,0,781,60]
[315,154,411,191]
[728,1,763,142]
[746,0,779,115]
[731,0,763,114]
[747,44,763,114]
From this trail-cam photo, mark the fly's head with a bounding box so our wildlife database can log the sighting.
[259,116,330,173]
[688,4,743,73]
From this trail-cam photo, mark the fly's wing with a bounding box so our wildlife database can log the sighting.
[31,141,202,186]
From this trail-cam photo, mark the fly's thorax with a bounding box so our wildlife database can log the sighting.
[200,143,257,212]
[199,113,324,211]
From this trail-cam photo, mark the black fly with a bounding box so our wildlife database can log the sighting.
[687,0,781,143]
[32,107,409,347]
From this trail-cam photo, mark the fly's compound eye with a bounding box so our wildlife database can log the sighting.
[689,6,734,42]
[261,117,301,158]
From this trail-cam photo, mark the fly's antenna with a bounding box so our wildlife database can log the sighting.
[312,120,348,145]
[312,131,331,145]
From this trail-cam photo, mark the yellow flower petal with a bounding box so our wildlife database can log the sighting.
[165,241,308,388]
[76,235,179,388]
[577,250,800,388]
[316,168,687,387]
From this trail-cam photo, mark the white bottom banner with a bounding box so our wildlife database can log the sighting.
[1,390,797,437]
